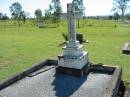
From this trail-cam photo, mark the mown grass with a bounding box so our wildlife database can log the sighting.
[0,19,130,85]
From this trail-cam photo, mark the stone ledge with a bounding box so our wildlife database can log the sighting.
[103,66,122,97]
[122,42,130,54]
[0,59,58,91]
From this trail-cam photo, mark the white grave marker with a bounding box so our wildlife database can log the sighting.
[58,3,89,69]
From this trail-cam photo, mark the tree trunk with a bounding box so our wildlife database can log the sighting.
[17,18,21,28]
[121,9,125,22]
[78,19,80,28]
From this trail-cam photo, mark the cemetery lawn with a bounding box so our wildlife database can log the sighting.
[0,20,130,87]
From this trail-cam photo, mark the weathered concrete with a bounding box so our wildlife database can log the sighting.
[0,59,122,97]
[0,68,113,97]
[0,59,57,90]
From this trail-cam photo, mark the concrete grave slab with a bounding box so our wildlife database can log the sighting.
[0,60,122,97]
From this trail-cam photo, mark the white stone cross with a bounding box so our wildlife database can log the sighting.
[67,3,77,43]
[58,3,89,69]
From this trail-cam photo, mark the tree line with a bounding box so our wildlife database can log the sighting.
[0,0,130,27]
[0,13,9,20]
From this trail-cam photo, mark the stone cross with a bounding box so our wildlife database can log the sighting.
[58,3,89,70]
[67,3,76,42]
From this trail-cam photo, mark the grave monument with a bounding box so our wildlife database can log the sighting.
[57,3,89,75]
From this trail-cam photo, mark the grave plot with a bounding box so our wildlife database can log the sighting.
[0,3,123,97]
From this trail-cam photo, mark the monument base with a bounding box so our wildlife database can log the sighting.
[56,62,91,76]
[58,51,89,69]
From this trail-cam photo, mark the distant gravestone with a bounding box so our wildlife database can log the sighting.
[122,42,130,54]
[38,21,44,28]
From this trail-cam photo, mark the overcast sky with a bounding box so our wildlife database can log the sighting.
[0,0,114,17]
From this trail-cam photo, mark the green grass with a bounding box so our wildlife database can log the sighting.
[0,19,130,85]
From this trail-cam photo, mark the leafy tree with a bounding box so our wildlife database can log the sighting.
[44,9,52,27]
[49,0,62,27]
[0,13,9,20]
[35,9,42,21]
[10,2,26,26]
[125,13,130,20]
[112,0,130,22]
[10,2,22,19]
[19,11,26,23]
[113,12,120,21]
[2,14,9,20]
[72,0,85,13]
[108,15,113,20]
[72,0,85,28]
[44,9,52,19]
[25,12,30,19]
[0,13,3,19]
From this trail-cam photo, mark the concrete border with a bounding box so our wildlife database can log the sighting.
[0,59,122,97]
[122,42,130,54]
[103,66,122,97]
[89,64,115,74]
[56,62,91,77]
[0,59,58,90]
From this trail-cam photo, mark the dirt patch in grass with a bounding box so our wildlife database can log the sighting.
[0,58,10,66]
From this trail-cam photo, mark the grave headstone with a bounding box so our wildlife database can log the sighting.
[122,42,130,54]
[38,21,44,28]
[58,3,89,71]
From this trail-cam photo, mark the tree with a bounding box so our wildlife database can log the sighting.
[49,0,62,27]
[72,0,85,13]
[44,9,52,19]
[0,13,3,19]
[2,14,9,20]
[112,0,130,22]
[10,2,22,19]
[10,2,26,26]
[0,13,9,20]
[25,12,30,19]
[19,11,26,24]
[125,13,130,20]
[72,0,85,28]
[35,9,42,21]
[113,12,120,21]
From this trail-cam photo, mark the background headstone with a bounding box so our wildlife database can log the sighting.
[38,21,44,28]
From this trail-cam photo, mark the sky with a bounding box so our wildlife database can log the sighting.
[0,0,114,17]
